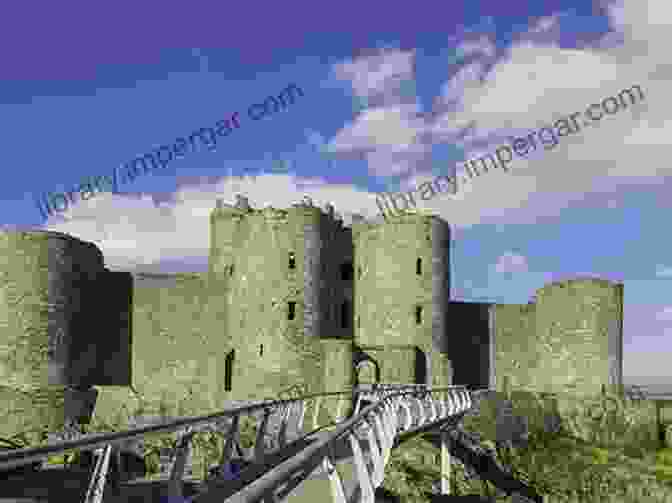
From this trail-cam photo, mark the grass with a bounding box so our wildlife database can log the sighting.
[380,434,672,502]
[378,404,672,502]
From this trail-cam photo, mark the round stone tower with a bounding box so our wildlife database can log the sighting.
[0,230,104,438]
[533,277,624,395]
[352,211,450,386]
[209,196,351,400]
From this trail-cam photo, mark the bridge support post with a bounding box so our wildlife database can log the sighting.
[440,429,452,495]
[167,429,195,500]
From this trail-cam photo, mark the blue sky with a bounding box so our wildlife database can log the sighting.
[2,0,671,383]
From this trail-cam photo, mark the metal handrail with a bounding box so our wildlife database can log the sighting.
[0,390,351,470]
[196,386,470,502]
[0,384,474,503]
[0,384,467,470]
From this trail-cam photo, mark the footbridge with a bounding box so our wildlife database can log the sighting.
[0,384,542,502]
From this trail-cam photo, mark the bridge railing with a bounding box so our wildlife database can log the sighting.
[0,385,470,503]
[196,386,472,502]
[0,389,354,502]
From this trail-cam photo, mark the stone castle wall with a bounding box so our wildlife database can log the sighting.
[352,213,451,387]
[492,302,538,392]
[431,352,453,388]
[211,200,353,402]
[534,278,623,395]
[490,279,624,395]
[0,203,625,444]
[0,231,103,390]
[320,339,355,421]
[0,231,126,440]
[92,272,231,424]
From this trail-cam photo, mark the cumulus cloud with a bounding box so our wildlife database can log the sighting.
[326,0,670,229]
[40,173,381,272]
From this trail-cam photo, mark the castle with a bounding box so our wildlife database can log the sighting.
[0,195,623,439]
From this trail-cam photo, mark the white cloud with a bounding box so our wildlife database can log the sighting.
[329,48,432,177]
[493,252,529,274]
[332,47,416,105]
[656,265,672,277]
[40,173,383,272]
[327,0,672,229]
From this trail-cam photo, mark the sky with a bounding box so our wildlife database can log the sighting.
[1,0,670,384]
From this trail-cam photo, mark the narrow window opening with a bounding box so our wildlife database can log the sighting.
[415,305,423,325]
[259,344,264,357]
[224,350,235,391]
[340,262,353,281]
[341,301,349,329]
[289,252,296,269]
[357,315,360,328]
[229,264,234,276]
[288,301,296,320]
[358,266,362,279]
[416,258,422,275]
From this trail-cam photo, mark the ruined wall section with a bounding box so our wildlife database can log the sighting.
[99,273,230,415]
[92,270,229,428]
[492,302,537,392]
[534,278,624,395]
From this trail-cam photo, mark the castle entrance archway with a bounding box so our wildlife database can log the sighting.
[354,351,381,388]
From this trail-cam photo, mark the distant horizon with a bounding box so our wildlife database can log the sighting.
[623,377,672,386]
